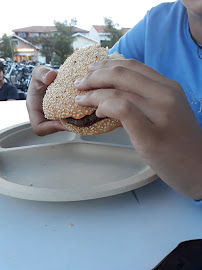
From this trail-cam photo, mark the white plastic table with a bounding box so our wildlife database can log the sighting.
[0,100,202,270]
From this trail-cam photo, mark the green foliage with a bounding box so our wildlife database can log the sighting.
[28,34,54,63]
[51,54,61,66]
[0,34,17,59]
[39,34,55,64]
[53,19,75,64]
[101,18,124,48]
[28,19,76,65]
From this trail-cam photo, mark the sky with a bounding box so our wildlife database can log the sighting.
[1,0,174,37]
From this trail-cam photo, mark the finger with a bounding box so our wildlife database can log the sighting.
[31,65,57,84]
[26,66,58,135]
[89,59,168,83]
[75,88,145,111]
[26,99,66,136]
[28,65,57,96]
[75,66,162,99]
[95,98,155,153]
[31,120,66,136]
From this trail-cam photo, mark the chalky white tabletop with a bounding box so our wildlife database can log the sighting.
[0,100,202,270]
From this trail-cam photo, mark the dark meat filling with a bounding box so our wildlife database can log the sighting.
[64,111,107,127]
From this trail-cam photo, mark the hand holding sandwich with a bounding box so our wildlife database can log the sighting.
[75,59,202,199]
[27,45,123,136]
[26,65,65,136]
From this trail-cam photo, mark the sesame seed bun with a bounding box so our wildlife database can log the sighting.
[43,44,124,135]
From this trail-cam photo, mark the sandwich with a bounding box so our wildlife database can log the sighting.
[43,44,124,135]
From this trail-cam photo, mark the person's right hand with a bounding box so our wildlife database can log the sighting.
[26,65,66,136]
[75,59,202,199]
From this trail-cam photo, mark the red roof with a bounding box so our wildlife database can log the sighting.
[13,26,89,34]
[13,26,56,33]
[92,25,131,35]
[92,25,106,33]
[121,28,131,35]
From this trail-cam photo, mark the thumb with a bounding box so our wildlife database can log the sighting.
[32,65,57,86]
[43,69,57,85]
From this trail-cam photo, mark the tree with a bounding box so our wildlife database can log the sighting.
[28,19,76,65]
[0,34,16,59]
[101,18,123,48]
[53,18,76,64]
[27,33,54,64]
[39,34,55,64]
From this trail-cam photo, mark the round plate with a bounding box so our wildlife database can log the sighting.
[0,123,157,201]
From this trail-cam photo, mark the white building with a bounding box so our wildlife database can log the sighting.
[0,34,40,62]
[88,25,110,45]
[72,33,98,51]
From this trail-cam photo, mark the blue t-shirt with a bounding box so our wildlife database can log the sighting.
[0,82,19,101]
[110,0,202,127]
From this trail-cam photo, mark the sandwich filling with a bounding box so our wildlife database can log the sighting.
[64,111,107,127]
[65,111,107,127]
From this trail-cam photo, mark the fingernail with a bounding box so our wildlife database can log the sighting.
[43,70,53,79]
[75,95,85,102]
[89,62,100,70]
[74,78,83,86]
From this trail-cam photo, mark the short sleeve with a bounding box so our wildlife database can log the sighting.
[109,12,149,62]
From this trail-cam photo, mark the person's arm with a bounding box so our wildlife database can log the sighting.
[75,59,202,200]
[26,65,65,136]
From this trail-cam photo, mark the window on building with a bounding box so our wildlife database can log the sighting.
[13,40,18,45]
[30,33,39,37]
[18,32,26,38]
